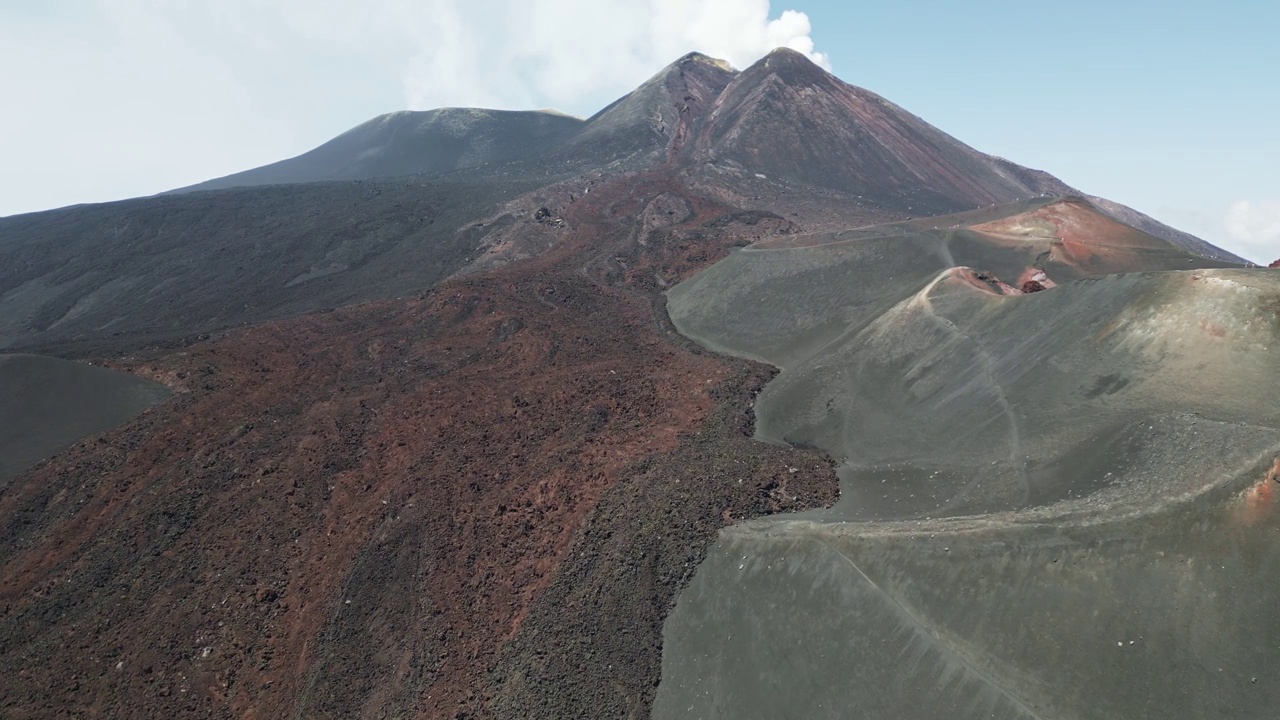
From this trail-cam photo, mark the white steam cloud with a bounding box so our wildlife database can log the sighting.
[266,0,831,113]
[0,0,827,216]
[1223,200,1280,263]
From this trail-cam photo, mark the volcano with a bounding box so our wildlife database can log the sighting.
[173,108,586,194]
[1,49,1276,720]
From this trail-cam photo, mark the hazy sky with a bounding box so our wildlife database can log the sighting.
[2,0,1277,262]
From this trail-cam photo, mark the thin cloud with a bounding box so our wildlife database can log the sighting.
[212,0,830,114]
[1223,200,1280,264]
[385,0,831,114]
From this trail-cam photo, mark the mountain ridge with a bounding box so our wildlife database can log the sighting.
[157,48,1235,264]
[171,108,584,194]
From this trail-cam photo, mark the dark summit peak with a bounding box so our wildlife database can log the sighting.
[746,46,833,87]
[690,50,1072,213]
[763,45,816,63]
[672,51,735,72]
[569,50,736,158]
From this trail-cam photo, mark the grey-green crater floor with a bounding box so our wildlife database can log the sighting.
[655,202,1280,719]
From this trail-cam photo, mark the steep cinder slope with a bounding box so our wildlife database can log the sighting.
[173,109,584,193]
[687,48,1072,214]
[174,53,738,196]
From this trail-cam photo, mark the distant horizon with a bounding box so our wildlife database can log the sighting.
[2,1,1276,263]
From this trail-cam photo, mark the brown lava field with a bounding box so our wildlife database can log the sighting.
[0,171,840,719]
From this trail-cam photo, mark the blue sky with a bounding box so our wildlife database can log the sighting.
[1,0,1276,261]
[803,0,1280,261]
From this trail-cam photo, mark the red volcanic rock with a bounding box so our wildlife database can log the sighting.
[0,171,838,720]
[972,198,1178,274]
[1269,258,1280,268]
[1021,279,1046,293]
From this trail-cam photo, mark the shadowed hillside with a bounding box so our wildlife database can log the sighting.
[0,177,531,351]
[173,109,585,193]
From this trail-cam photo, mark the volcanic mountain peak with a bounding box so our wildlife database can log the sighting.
[752,45,836,87]
[568,50,738,159]
[172,107,585,193]
[689,48,1069,214]
[675,50,736,72]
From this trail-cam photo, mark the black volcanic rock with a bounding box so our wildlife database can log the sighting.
[688,47,1069,213]
[173,108,584,193]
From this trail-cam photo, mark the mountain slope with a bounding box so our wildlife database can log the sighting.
[687,48,1072,213]
[173,109,584,193]
[0,175,536,352]
[566,52,738,164]
[171,53,737,196]
[1084,194,1249,263]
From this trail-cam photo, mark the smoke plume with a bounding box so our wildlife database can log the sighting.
[1223,200,1280,264]
[266,0,830,114]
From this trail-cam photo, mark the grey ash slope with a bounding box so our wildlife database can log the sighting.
[172,108,584,194]
[658,198,1279,719]
[0,175,532,353]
